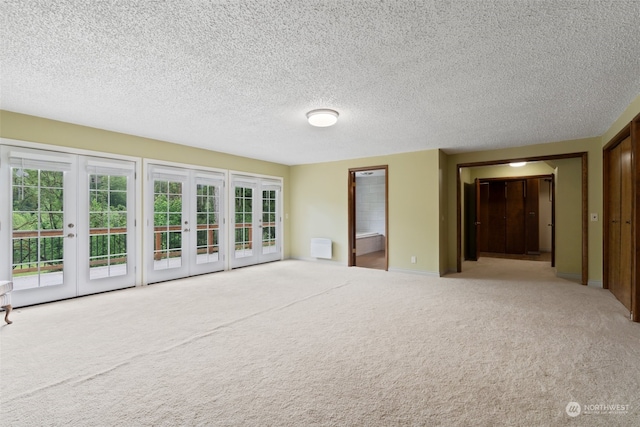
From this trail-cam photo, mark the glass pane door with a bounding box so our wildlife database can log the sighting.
[1,147,77,306]
[260,184,281,263]
[154,179,184,270]
[146,165,225,282]
[191,174,225,275]
[230,176,282,268]
[88,174,128,279]
[146,165,189,283]
[231,181,256,268]
[78,157,136,295]
[1,146,139,306]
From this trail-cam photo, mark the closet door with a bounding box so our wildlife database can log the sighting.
[525,178,540,254]
[619,137,633,309]
[477,182,490,253]
[610,137,633,310]
[505,180,526,254]
[608,137,632,310]
[608,142,621,296]
[487,181,506,253]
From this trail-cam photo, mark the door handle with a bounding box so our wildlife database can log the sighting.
[66,233,75,238]
[474,222,481,225]
[183,228,190,232]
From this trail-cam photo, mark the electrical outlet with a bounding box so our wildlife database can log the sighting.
[411,256,417,264]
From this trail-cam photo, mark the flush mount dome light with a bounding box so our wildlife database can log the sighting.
[306,109,339,127]
[509,162,527,167]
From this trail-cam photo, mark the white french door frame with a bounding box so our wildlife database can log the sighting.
[229,172,284,269]
[1,139,285,305]
[144,160,228,284]
[77,155,137,295]
[0,139,143,307]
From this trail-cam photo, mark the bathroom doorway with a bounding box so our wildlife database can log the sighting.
[348,166,388,270]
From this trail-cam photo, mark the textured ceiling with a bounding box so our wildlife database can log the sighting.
[2,1,640,165]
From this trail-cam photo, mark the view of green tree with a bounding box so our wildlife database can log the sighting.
[12,170,131,274]
[154,180,183,254]
[12,169,64,269]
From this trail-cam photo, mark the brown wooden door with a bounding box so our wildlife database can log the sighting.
[525,178,540,254]
[464,182,478,261]
[609,137,632,310]
[619,137,633,310]
[620,137,633,309]
[550,176,555,267]
[505,180,526,254]
[608,142,621,299]
[488,181,506,253]
[477,181,489,253]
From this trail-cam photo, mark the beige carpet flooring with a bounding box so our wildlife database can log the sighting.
[1,258,639,426]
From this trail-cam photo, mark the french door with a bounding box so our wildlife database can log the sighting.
[145,164,226,283]
[0,145,137,307]
[230,175,282,268]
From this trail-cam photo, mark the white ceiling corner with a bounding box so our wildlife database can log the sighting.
[1,1,639,165]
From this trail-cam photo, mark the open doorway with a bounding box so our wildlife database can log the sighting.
[465,172,555,266]
[348,166,388,270]
[456,153,588,285]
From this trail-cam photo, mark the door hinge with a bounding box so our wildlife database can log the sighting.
[352,248,357,254]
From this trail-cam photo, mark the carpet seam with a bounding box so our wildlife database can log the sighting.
[1,280,351,404]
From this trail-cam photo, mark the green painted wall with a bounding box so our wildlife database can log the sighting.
[446,136,602,283]
[3,91,640,282]
[0,110,292,258]
[438,150,449,274]
[290,150,442,274]
[553,158,583,278]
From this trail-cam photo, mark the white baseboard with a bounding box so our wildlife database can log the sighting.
[388,267,441,277]
[290,256,345,266]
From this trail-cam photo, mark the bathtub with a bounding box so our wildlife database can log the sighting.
[356,232,385,256]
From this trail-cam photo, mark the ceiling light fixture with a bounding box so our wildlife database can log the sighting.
[306,109,339,127]
[509,162,527,167]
